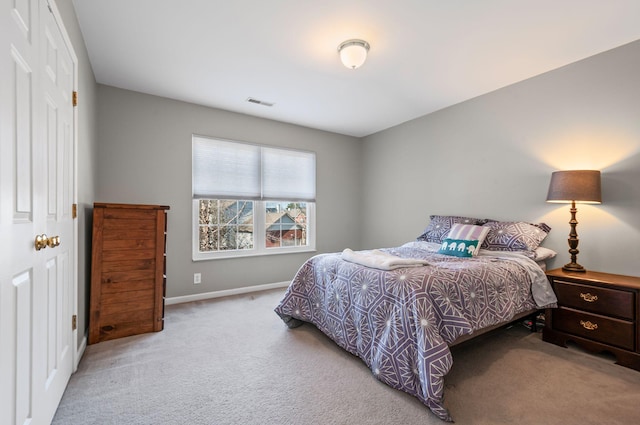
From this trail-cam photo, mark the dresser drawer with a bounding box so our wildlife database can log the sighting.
[553,279,635,320]
[554,307,635,351]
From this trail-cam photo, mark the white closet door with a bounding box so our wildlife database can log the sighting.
[0,1,76,424]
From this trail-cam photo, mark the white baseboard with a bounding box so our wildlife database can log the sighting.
[165,281,290,305]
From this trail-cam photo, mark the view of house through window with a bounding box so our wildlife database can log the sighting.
[265,202,308,248]
[192,135,315,260]
[197,200,309,252]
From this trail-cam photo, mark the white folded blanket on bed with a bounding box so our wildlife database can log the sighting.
[341,248,430,271]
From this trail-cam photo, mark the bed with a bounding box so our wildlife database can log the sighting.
[274,215,558,421]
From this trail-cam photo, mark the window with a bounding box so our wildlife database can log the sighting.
[192,135,316,260]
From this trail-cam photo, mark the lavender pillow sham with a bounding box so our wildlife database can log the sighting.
[481,221,550,252]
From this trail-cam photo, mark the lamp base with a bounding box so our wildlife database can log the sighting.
[562,262,586,273]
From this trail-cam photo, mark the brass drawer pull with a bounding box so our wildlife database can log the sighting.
[580,320,598,331]
[580,292,598,302]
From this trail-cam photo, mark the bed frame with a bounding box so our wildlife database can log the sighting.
[450,309,539,346]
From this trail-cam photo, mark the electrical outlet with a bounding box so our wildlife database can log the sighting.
[193,273,201,284]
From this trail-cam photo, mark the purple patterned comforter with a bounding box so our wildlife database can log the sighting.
[274,241,556,421]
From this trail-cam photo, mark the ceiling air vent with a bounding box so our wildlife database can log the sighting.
[246,97,275,107]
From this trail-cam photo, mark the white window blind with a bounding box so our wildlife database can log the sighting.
[192,137,261,199]
[192,135,316,201]
[262,147,316,201]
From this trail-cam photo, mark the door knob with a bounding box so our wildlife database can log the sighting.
[35,234,48,251]
[35,234,61,251]
[47,235,61,248]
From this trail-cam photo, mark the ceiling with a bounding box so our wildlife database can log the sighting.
[71,0,640,138]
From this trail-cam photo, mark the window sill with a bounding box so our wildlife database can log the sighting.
[192,247,317,261]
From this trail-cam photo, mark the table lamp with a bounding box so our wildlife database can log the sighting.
[546,170,602,272]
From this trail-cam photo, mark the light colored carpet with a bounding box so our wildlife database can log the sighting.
[53,288,640,425]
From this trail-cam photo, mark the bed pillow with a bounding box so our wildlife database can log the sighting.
[416,215,485,244]
[534,246,557,261]
[483,219,552,234]
[438,238,480,258]
[481,221,550,252]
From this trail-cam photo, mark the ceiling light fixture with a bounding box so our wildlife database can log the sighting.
[338,39,370,70]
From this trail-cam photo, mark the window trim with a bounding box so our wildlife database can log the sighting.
[192,135,316,261]
[192,200,316,261]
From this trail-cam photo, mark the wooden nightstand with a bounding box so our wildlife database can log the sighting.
[543,268,640,371]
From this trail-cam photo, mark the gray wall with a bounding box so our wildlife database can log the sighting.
[53,0,640,350]
[90,26,640,303]
[56,0,98,346]
[96,86,362,297]
[361,40,640,276]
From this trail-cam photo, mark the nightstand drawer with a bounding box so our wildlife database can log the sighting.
[553,279,635,320]
[554,307,635,351]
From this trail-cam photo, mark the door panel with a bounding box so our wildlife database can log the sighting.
[13,270,34,425]
[37,0,74,421]
[1,1,38,423]
[12,46,33,219]
[1,1,76,424]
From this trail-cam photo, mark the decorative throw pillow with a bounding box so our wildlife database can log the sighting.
[446,223,490,256]
[438,238,480,258]
[482,221,550,252]
[417,215,485,244]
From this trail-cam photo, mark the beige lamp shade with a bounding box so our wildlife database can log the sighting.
[546,170,602,204]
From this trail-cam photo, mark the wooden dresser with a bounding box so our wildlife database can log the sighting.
[89,203,169,344]
[543,268,640,371]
